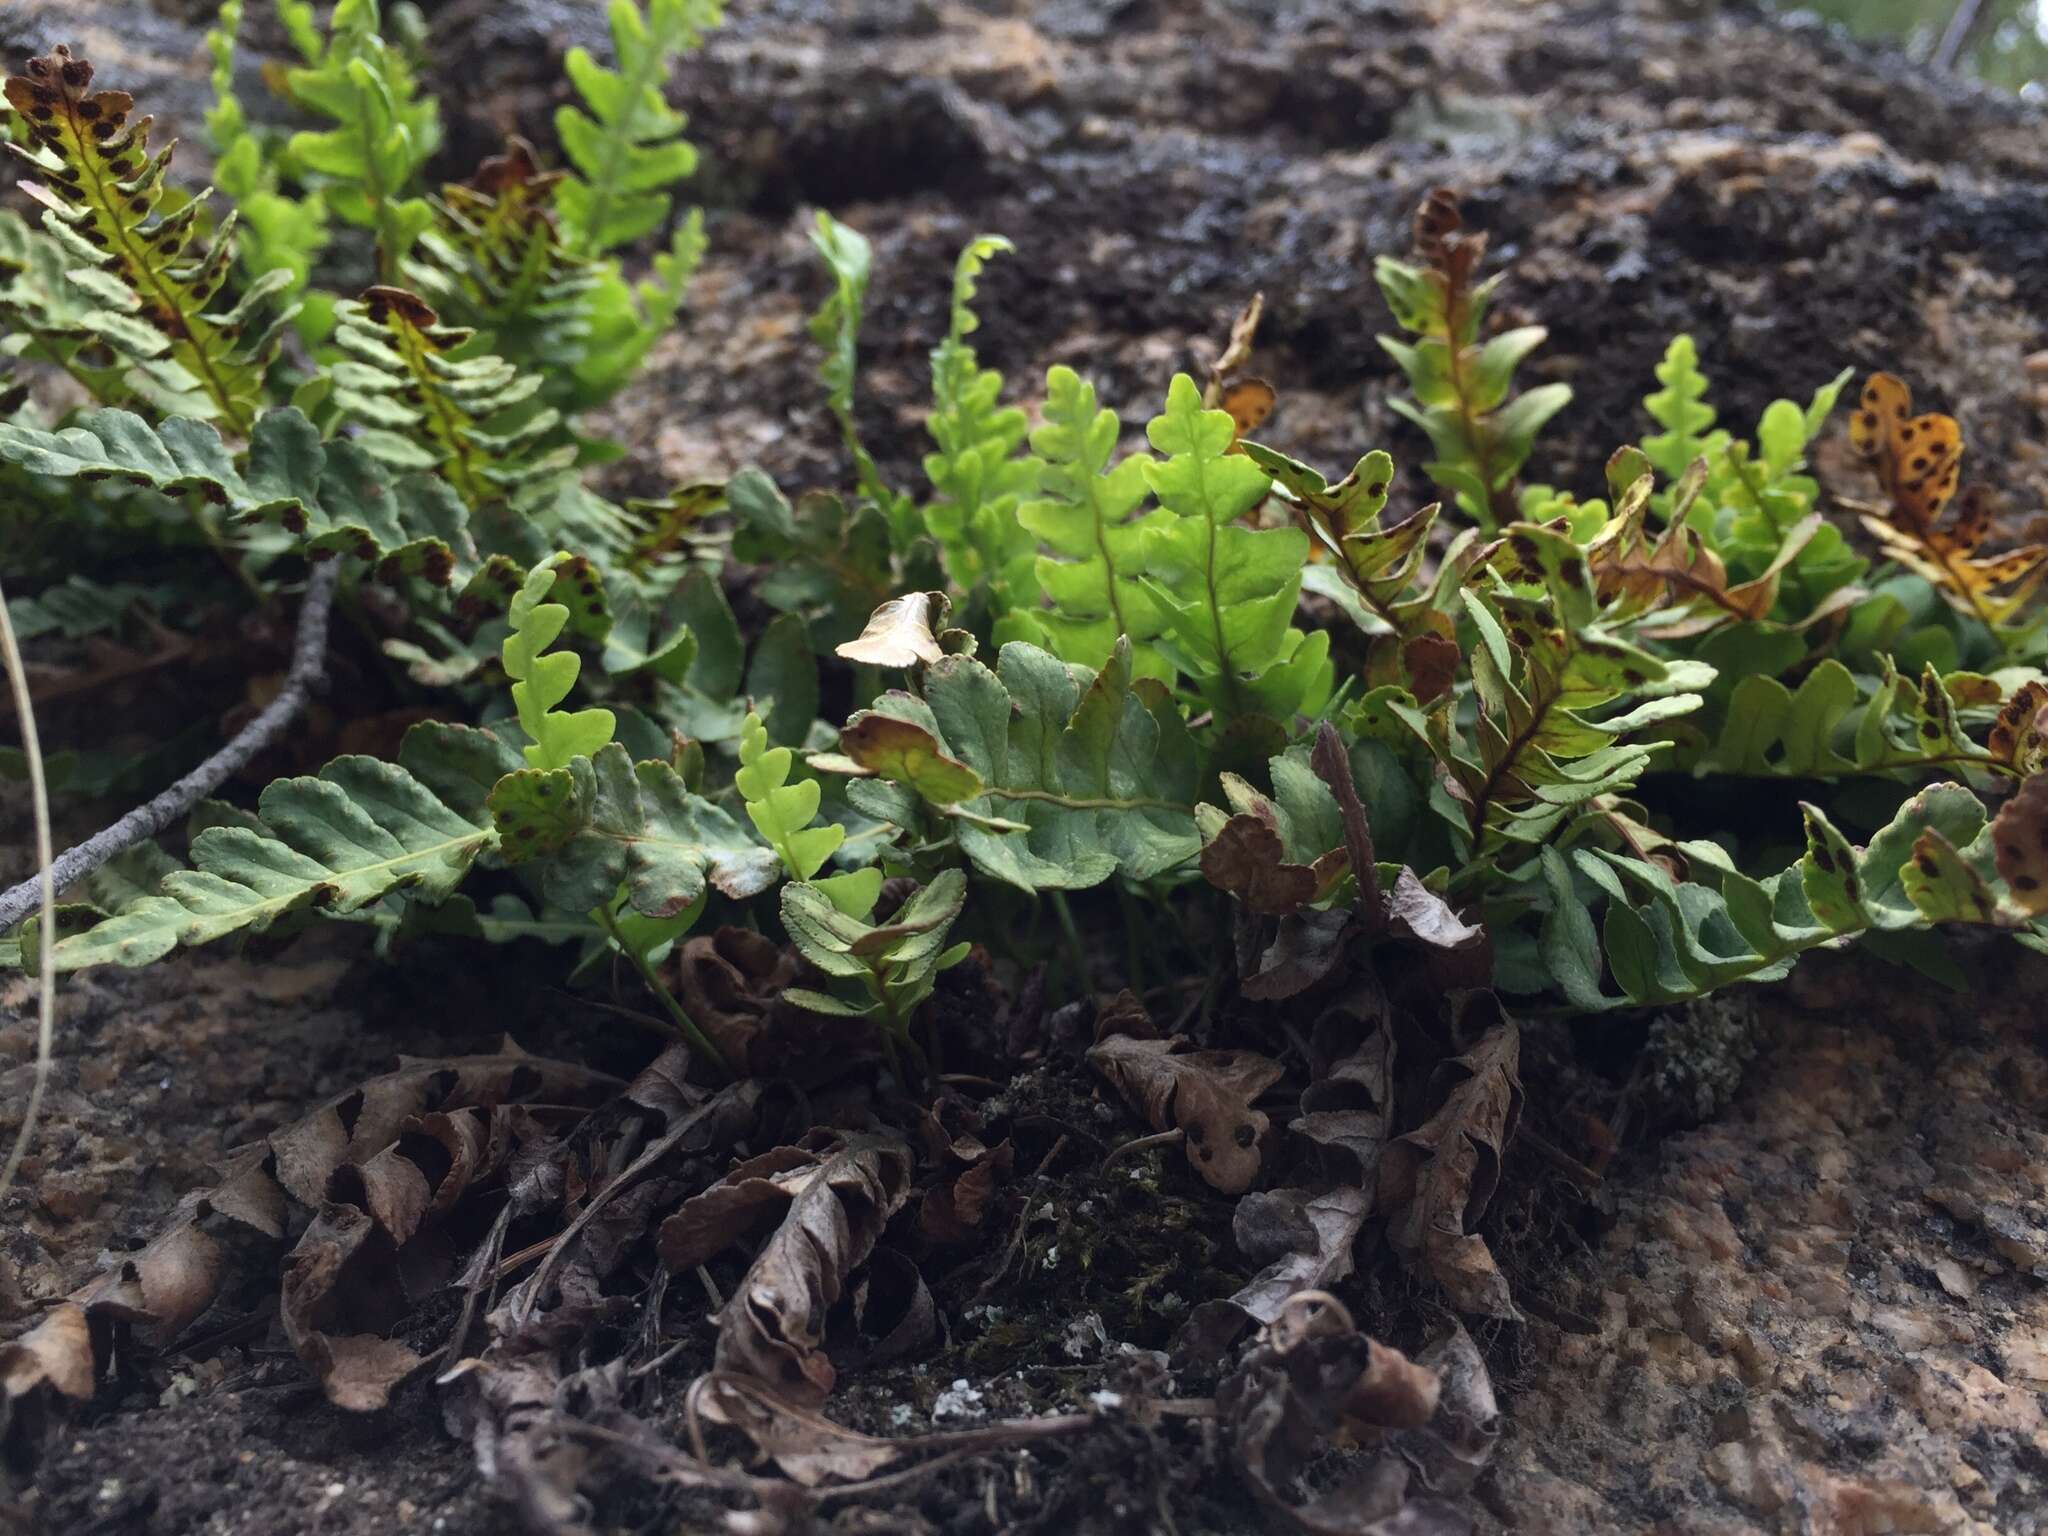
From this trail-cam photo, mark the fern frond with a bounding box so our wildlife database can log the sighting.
[922,236,1039,603]
[331,285,573,509]
[569,218,706,408]
[404,138,601,388]
[22,725,507,971]
[554,0,721,257]
[0,207,166,409]
[0,405,468,583]
[504,558,617,770]
[1375,189,1569,530]
[1140,374,1332,721]
[1016,365,1169,677]
[1537,784,2044,1011]
[737,711,882,915]
[809,213,916,541]
[281,0,440,279]
[3,46,293,432]
[205,0,329,322]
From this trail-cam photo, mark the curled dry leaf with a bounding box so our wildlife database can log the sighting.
[1219,1294,1467,1536]
[1201,807,1347,917]
[658,1135,840,1271]
[674,927,871,1080]
[1992,773,2048,915]
[2,1043,617,1423]
[1242,907,1353,1002]
[1181,1186,1372,1360]
[694,1371,905,1486]
[1377,1007,1525,1320]
[834,591,949,668]
[1392,1323,1500,1498]
[690,1369,1097,1494]
[914,1100,1014,1253]
[1087,1033,1284,1194]
[675,1133,915,1404]
[1293,978,1396,1189]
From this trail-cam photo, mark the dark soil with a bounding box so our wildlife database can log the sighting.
[4,1,2048,1533]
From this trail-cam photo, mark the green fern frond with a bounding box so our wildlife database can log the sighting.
[569,217,706,408]
[3,46,293,432]
[0,404,468,582]
[206,0,330,323]
[281,0,440,279]
[554,0,721,258]
[1140,374,1332,720]
[923,235,1040,604]
[809,213,916,541]
[331,285,574,509]
[737,710,881,915]
[504,557,617,771]
[0,207,170,410]
[1016,365,1170,677]
[22,724,506,971]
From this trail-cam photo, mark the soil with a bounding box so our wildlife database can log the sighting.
[4,1,2048,1533]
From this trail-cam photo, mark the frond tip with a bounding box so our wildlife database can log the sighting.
[3,45,293,432]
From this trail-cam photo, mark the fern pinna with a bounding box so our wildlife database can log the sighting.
[4,46,292,432]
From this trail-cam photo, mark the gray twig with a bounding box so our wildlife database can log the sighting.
[0,562,342,933]
[1935,0,1987,73]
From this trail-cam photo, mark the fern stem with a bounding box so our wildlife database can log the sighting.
[0,562,340,934]
[596,906,731,1079]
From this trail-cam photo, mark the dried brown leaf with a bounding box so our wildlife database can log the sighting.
[1201,811,1345,918]
[1087,1035,1284,1193]
[1377,1010,1524,1320]
[1294,980,1395,1189]
[710,1133,916,1404]
[0,1302,93,1404]
[657,1139,833,1271]
[1219,1295,1467,1536]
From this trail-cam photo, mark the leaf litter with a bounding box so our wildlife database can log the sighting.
[7,733,1553,1535]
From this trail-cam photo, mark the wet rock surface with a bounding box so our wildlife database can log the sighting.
[4,1,2048,1532]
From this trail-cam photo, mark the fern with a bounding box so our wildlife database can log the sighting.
[502,559,617,770]
[554,0,719,256]
[330,285,573,509]
[1641,335,1721,488]
[281,0,440,280]
[809,213,917,542]
[1394,519,1709,878]
[1016,365,1171,678]
[1140,374,1332,721]
[1537,785,2044,1011]
[27,725,502,971]
[1375,189,1570,531]
[205,0,331,331]
[0,207,163,410]
[1247,442,1453,643]
[403,138,601,392]
[0,405,468,582]
[781,869,969,1081]
[922,236,1040,609]
[736,711,882,916]
[4,46,293,432]
[823,637,1200,892]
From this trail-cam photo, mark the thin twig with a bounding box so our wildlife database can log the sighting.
[1935,0,1987,73]
[0,573,55,1201]
[0,562,341,934]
